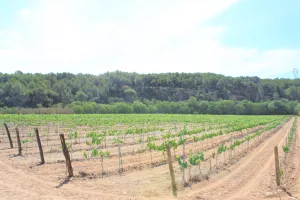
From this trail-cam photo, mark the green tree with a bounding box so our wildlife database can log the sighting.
[75,90,88,101]
[124,88,137,102]
[132,101,148,113]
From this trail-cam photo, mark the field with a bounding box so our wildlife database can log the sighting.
[0,114,300,200]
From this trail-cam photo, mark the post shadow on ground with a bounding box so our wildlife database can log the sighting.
[56,177,72,188]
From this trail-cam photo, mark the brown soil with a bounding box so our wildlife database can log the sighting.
[0,117,299,200]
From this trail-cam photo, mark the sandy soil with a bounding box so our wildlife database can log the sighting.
[176,117,300,200]
[0,117,299,200]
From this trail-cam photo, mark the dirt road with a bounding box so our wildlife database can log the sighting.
[178,118,299,200]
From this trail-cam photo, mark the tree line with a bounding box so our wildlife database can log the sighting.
[1,99,300,115]
[1,71,300,115]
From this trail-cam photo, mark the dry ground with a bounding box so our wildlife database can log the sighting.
[0,118,300,200]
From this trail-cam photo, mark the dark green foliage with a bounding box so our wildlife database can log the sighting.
[1,71,300,114]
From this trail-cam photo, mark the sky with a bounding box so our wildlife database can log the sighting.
[0,0,299,79]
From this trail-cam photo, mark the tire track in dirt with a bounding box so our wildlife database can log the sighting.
[178,118,294,200]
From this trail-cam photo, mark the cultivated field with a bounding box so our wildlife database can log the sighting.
[0,114,300,200]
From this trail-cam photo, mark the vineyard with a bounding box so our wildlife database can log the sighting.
[0,114,299,199]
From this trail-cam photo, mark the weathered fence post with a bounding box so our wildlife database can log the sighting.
[230,134,232,160]
[34,128,45,164]
[247,132,250,149]
[4,123,13,148]
[104,127,107,149]
[59,134,73,177]
[117,133,122,175]
[15,127,22,155]
[182,133,186,184]
[274,146,280,186]
[166,144,177,197]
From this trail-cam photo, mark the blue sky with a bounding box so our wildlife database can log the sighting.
[0,0,299,78]
[210,0,300,50]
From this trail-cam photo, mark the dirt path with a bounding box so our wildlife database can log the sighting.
[267,116,300,200]
[177,118,294,200]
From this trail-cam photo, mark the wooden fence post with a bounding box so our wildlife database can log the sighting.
[166,144,177,197]
[59,134,73,177]
[117,133,122,175]
[274,146,280,186]
[15,127,22,155]
[4,123,13,148]
[34,128,45,164]
[230,134,232,160]
[182,134,186,184]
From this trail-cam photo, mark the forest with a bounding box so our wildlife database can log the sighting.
[1,71,300,115]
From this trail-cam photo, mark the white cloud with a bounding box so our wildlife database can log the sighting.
[0,0,298,78]
[20,8,31,17]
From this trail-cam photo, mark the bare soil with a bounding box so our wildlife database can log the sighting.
[0,118,299,200]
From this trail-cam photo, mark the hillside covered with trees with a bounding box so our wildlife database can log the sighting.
[1,71,300,115]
